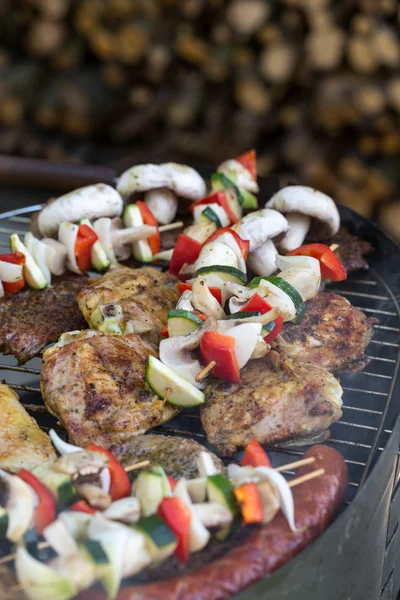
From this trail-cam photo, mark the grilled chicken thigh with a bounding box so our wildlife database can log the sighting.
[77,265,179,343]
[110,434,223,480]
[41,330,179,448]
[201,353,343,456]
[0,384,56,472]
[275,292,376,372]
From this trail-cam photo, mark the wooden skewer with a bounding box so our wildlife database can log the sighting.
[162,387,172,405]
[288,468,325,488]
[275,456,315,472]
[124,459,151,473]
[329,243,339,252]
[159,221,184,233]
[196,361,216,382]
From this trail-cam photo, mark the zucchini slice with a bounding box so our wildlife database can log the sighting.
[135,469,165,517]
[194,265,247,285]
[123,204,153,263]
[10,233,48,290]
[0,507,8,540]
[249,276,306,321]
[211,173,258,209]
[201,206,222,228]
[207,474,238,515]
[226,311,261,320]
[145,355,205,407]
[167,309,203,337]
[133,515,177,562]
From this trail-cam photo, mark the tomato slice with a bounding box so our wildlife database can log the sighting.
[204,227,250,260]
[235,149,257,180]
[137,201,160,255]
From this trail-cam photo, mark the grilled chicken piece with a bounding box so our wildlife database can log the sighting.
[275,292,376,372]
[201,353,343,456]
[41,330,179,448]
[77,265,179,343]
[0,273,87,364]
[110,434,223,480]
[0,384,56,472]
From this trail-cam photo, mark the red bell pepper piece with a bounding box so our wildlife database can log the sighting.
[263,315,284,344]
[190,191,238,225]
[234,482,263,525]
[239,294,283,344]
[167,475,177,491]
[18,469,56,535]
[235,149,257,181]
[240,293,272,314]
[177,282,222,305]
[160,324,169,338]
[158,497,191,563]
[0,252,26,295]
[200,330,240,382]
[204,227,250,260]
[241,440,271,468]
[169,234,202,279]
[87,443,130,500]
[75,224,98,273]
[70,500,96,515]
[137,201,160,255]
[287,243,347,282]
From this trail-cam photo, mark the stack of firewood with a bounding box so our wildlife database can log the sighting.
[0,0,400,236]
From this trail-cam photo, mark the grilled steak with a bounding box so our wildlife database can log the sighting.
[326,227,373,273]
[41,330,179,448]
[0,273,87,364]
[275,292,376,372]
[77,265,179,344]
[201,353,343,456]
[110,434,223,480]
[0,384,56,472]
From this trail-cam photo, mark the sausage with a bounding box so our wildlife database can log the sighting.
[82,445,347,600]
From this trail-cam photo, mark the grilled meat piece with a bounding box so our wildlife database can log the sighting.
[110,434,223,480]
[77,265,179,343]
[0,384,56,472]
[201,353,343,457]
[275,292,376,372]
[0,273,87,364]
[41,330,179,448]
[326,227,373,273]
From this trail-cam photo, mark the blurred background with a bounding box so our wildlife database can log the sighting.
[1,0,400,238]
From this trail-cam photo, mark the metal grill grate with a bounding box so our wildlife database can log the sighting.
[1,206,399,510]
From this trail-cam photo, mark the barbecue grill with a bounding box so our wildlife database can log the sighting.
[1,174,400,600]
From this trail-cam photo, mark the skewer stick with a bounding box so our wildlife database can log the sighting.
[196,361,216,382]
[159,221,184,233]
[178,262,188,275]
[329,243,339,252]
[288,468,325,488]
[275,456,315,472]
[162,387,172,405]
[125,459,151,473]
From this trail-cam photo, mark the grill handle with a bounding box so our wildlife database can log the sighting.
[0,155,117,191]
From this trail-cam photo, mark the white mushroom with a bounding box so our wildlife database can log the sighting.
[117,163,207,225]
[217,158,259,193]
[93,217,157,263]
[237,208,288,276]
[144,187,178,225]
[34,184,124,238]
[266,186,340,252]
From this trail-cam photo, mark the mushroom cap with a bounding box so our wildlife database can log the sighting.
[217,159,259,193]
[238,208,289,251]
[266,186,340,239]
[117,163,207,201]
[36,184,123,238]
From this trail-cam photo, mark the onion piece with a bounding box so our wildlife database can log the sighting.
[192,277,225,320]
[276,254,320,276]
[42,238,67,276]
[196,451,219,477]
[153,249,174,262]
[58,222,81,274]
[103,497,140,524]
[93,217,117,264]
[224,323,262,368]
[0,260,23,283]
[255,466,297,532]
[99,468,111,493]
[159,337,206,389]
[194,241,238,272]
[50,429,83,455]
[279,267,320,301]
[176,290,194,311]
[256,279,296,321]
[215,232,246,273]
[0,280,4,298]
[174,479,210,552]
[25,232,52,283]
